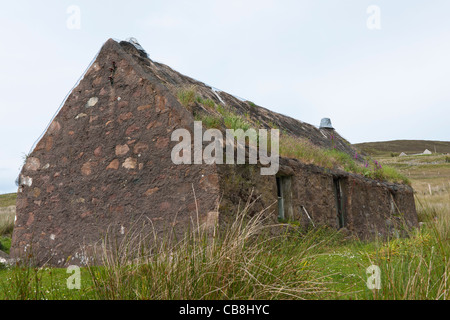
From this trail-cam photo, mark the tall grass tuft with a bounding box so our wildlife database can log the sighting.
[86,200,332,300]
[177,86,197,108]
[0,263,44,300]
[360,198,449,300]
[0,208,15,237]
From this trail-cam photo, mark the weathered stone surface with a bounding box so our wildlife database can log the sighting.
[137,105,151,111]
[106,159,120,170]
[155,137,169,149]
[75,113,87,120]
[26,212,34,226]
[24,157,40,171]
[125,124,140,136]
[122,157,137,169]
[160,202,171,211]
[118,101,129,108]
[133,142,149,154]
[144,187,159,196]
[81,211,92,219]
[33,188,41,198]
[94,146,103,157]
[81,162,94,176]
[118,112,133,122]
[48,121,61,134]
[85,97,99,108]
[146,120,162,130]
[115,144,130,156]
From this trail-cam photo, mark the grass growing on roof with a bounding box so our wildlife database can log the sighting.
[176,83,408,185]
[279,134,410,185]
[177,86,197,108]
[194,113,222,129]
[195,107,252,132]
[223,112,251,131]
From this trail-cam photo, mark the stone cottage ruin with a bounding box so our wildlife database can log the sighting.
[11,39,418,266]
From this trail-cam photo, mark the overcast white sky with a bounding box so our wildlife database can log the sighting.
[0,0,449,193]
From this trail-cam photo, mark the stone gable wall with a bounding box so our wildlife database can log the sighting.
[11,40,220,266]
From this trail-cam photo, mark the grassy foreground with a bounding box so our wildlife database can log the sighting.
[0,194,448,300]
[0,193,15,253]
[0,151,448,300]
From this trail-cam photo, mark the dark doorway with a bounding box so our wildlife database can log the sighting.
[276,176,293,220]
[333,178,345,228]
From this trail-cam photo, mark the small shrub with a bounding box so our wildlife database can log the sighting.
[202,98,215,110]
[267,121,279,129]
[177,87,197,108]
[224,113,251,131]
[195,97,216,110]
[216,104,226,116]
[195,114,222,129]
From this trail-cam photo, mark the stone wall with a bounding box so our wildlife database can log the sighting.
[217,157,418,238]
[342,175,418,239]
[11,39,221,266]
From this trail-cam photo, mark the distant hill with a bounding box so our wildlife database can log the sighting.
[353,140,450,156]
[0,193,16,208]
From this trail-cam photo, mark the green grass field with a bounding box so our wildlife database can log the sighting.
[0,193,15,251]
[0,140,449,300]
[0,193,16,208]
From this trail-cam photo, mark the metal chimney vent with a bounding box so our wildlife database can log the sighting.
[320,118,334,129]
